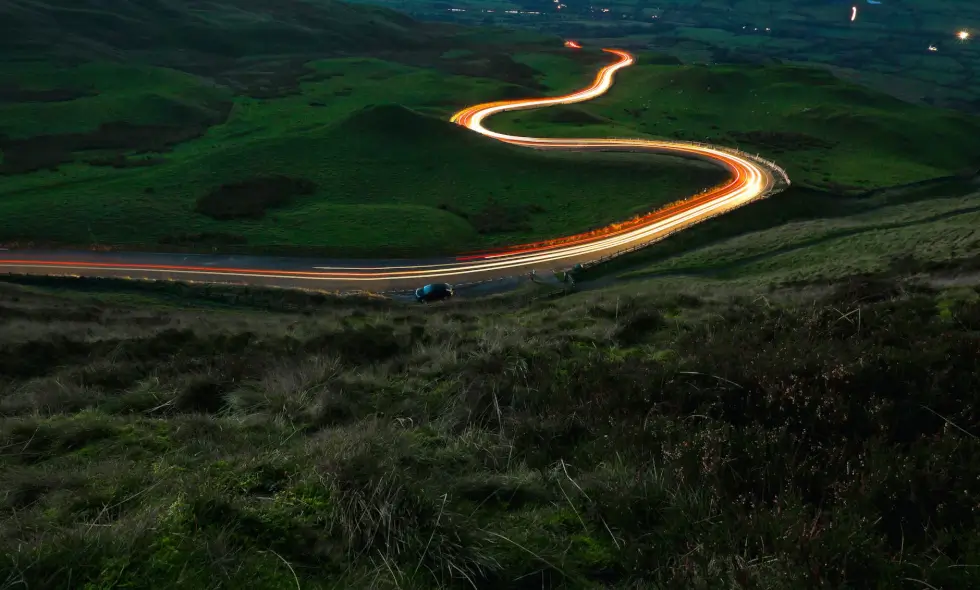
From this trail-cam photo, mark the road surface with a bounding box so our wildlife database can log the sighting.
[0,48,789,294]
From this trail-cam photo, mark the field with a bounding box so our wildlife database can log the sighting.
[1,267,979,589]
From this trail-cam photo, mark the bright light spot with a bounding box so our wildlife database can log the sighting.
[851,6,857,22]
[564,40,582,49]
[957,30,971,41]
[928,45,938,52]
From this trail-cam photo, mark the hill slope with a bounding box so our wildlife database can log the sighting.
[0,268,979,588]
[0,98,724,256]
[495,59,980,191]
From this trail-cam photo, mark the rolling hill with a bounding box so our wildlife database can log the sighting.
[493,57,980,191]
[0,4,725,257]
[0,95,723,256]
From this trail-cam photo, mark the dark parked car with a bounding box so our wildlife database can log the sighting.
[415,282,455,303]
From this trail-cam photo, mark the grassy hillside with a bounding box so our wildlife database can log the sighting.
[5,3,980,588]
[495,57,980,192]
[1,270,979,588]
[0,51,724,256]
[0,1,729,256]
[4,0,978,259]
[0,63,234,139]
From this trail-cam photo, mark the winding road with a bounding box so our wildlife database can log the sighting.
[0,48,789,293]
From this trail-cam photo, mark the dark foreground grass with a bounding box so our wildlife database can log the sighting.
[1,275,979,588]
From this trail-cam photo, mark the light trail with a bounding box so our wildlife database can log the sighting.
[0,47,788,290]
[851,6,857,22]
[448,48,782,260]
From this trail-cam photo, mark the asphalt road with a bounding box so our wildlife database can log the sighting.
[0,48,789,294]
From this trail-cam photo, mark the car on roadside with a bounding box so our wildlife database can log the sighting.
[415,282,455,303]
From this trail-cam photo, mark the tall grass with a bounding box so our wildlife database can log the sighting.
[1,276,979,588]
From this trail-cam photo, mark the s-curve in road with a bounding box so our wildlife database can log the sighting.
[0,47,789,293]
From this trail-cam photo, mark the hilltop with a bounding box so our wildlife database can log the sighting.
[0,0,551,96]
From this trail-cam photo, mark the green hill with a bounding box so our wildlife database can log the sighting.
[0,95,724,255]
[494,59,980,192]
[0,1,730,256]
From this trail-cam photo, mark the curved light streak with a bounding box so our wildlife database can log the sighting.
[0,48,787,286]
